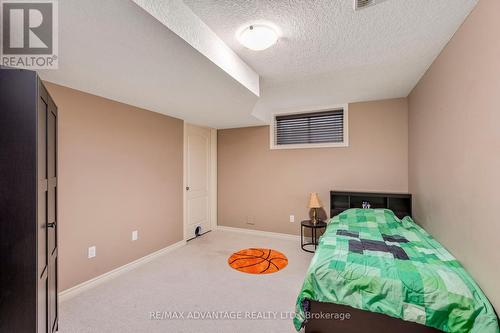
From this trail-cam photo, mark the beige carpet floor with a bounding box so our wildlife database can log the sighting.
[59,229,313,333]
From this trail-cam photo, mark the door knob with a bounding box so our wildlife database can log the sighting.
[47,222,56,228]
[186,186,190,191]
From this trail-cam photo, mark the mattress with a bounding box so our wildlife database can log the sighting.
[294,208,499,333]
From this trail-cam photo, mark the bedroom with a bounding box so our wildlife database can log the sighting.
[0,0,499,332]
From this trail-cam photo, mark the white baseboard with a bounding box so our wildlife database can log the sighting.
[216,225,301,241]
[59,239,186,302]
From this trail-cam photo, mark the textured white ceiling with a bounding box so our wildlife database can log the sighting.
[38,0,479,129]
[183,0,478,121]
[132,0,260,96]
[38,0,261,129]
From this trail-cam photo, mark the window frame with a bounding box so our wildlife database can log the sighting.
[269,104,349,150]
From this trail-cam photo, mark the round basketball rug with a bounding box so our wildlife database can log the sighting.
[227,248,288,274]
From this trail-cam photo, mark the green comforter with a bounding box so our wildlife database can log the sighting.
[294,209,499,333]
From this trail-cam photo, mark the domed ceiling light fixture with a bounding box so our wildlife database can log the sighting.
[237,24,278,51]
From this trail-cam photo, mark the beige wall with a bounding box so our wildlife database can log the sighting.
[408,0,500,310]
[218,98,408,235]
[45,83,184,291]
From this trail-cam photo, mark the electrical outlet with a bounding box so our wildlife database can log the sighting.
[132,230,138,241]
[88,246,96,259]
[246,216,255,226]
[290,215,295,223]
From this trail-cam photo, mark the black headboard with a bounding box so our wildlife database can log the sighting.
[330,191,412,219]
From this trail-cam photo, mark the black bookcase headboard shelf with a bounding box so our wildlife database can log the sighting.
[330,191,412,219]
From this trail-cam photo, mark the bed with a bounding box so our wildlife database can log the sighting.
[294,191,499,333]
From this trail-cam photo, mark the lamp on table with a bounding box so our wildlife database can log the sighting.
[308,192,323,225]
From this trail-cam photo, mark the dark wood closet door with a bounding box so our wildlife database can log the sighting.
[37,85,49,333]
[0,70,58,332]
[47,99,58,333]
[37,81,58,333]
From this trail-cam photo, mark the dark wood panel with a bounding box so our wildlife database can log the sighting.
[305,300,441,333]
[37,275,48,333]
[331,191,412,219]
[48,254,57,333]
[37,88,49,333]
[0,69,38,332]
[37,97,48,280]
[47,91,58,333]
[47,109,57,254]
[0,69,58,333]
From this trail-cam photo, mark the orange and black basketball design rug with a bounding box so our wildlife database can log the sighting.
[227,248,288,274]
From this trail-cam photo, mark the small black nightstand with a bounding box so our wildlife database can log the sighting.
[301,220,327,253]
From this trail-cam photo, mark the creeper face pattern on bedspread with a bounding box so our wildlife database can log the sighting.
[338,229,410,260]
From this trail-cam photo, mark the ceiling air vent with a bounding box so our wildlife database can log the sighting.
[354,0,387,11]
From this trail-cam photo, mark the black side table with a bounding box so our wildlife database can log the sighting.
[301,220,327,253]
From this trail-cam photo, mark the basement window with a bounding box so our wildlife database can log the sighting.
[270,105,348,149]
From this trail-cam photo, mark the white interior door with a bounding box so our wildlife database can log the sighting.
[185,123,212,240]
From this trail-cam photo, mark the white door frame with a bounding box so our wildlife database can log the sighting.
[183,122,217,241]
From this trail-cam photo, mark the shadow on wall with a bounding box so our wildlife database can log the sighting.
[309,208,328,222]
